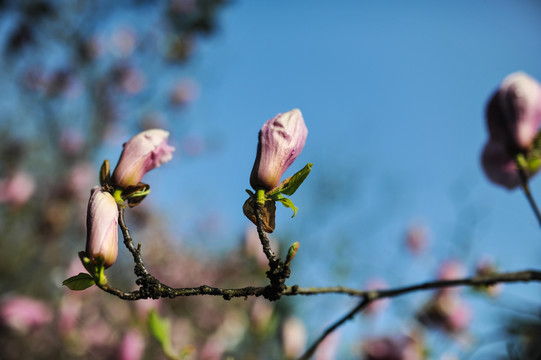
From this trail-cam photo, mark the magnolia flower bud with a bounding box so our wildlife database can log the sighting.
[486,72,541,152]
[481,140,522,189]
[250,109,308,191]
[85,187,119,268]
[112,129,175,189]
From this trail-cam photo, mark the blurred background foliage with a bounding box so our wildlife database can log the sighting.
[2,1,541,359]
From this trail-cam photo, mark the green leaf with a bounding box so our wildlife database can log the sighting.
[148,309,172,349]
[62,273,95,291]
[267,163,312,197]
[529,156,541,174]
[275,197,298,217]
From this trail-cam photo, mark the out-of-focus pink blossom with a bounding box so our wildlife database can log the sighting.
[417,292,472,335]
[67,162,96,198]
[118,330,146,360]
[59,128,85,156]
[1,296,53,334]
[445,298,472,333]
[46,69,81,98]
[405,225,429,255]
[112,64,145,94]
[135,298,161,321]
[314,331,340,360]
[250,109,308,191]
[58,295,82,335]
[481,140,523,189]
[112,129,175,189]
[85,187,118,268]
[111,27,136,57]
[364,278,390,316]
[437,260,465,294]
[243,226,279,269]
[282,316,307,359]
[474,256,503,296]
[0,170,36,207]
[362,334,423,360]
[486,72,541,151]
[170,0,197,14]
[251,298,274,332]
[169,78,199,106]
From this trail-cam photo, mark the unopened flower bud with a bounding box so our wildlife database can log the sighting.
[250,109,308,191]
[112,129,175,189]
[486,72,541,152]
[85,187,119,268]
[481,140,522,189]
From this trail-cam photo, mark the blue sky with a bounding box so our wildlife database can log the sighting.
[137,1,541,357]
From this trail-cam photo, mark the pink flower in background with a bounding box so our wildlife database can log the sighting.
[250,109,308,191]
[169,78,199,107]
[0,170,36,207]
[362,334,423,360]
[444,297,472,333]
[282,316,307,359]
[475,256,503,297]
[59,128,85,155]
[486,72,541,151]
[417,292,472,335]
[1,296,53,334]
[118,330,146,360]
[112,129,175,189]
[436,259,466,296]
[437,260,465,281]
[85,187,119,268]
[112,64,145,94]
[67,162,96,198]
[314,331,340,360]
[58,295,82,335]
[111,26,136,57]
[405,224,429,255]
[364,278,390,316]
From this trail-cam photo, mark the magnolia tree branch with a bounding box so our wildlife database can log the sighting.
[97,205,541,357]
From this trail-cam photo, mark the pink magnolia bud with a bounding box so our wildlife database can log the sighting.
[481,140,522,189]
[250,109,308,191]
[112,129,175,189]
[486,72,541,151]
[364,278,390,316]
[85,187,119,268]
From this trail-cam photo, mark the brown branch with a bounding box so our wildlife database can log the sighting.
[295,270,541,359]
[102,205,541,358]
[297,298,371,360]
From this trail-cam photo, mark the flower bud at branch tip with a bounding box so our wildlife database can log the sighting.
[482,72,541,188]
[112,129,175,189]
[85,187,119,268]
[486,72,541,151]
[250,109,308,191]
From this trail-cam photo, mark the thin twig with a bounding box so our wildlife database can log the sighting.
[297,298,370,360]
[254,205,278,263]
[118,206,151,277]
[516,158,541,227]
[294,270,541,358]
